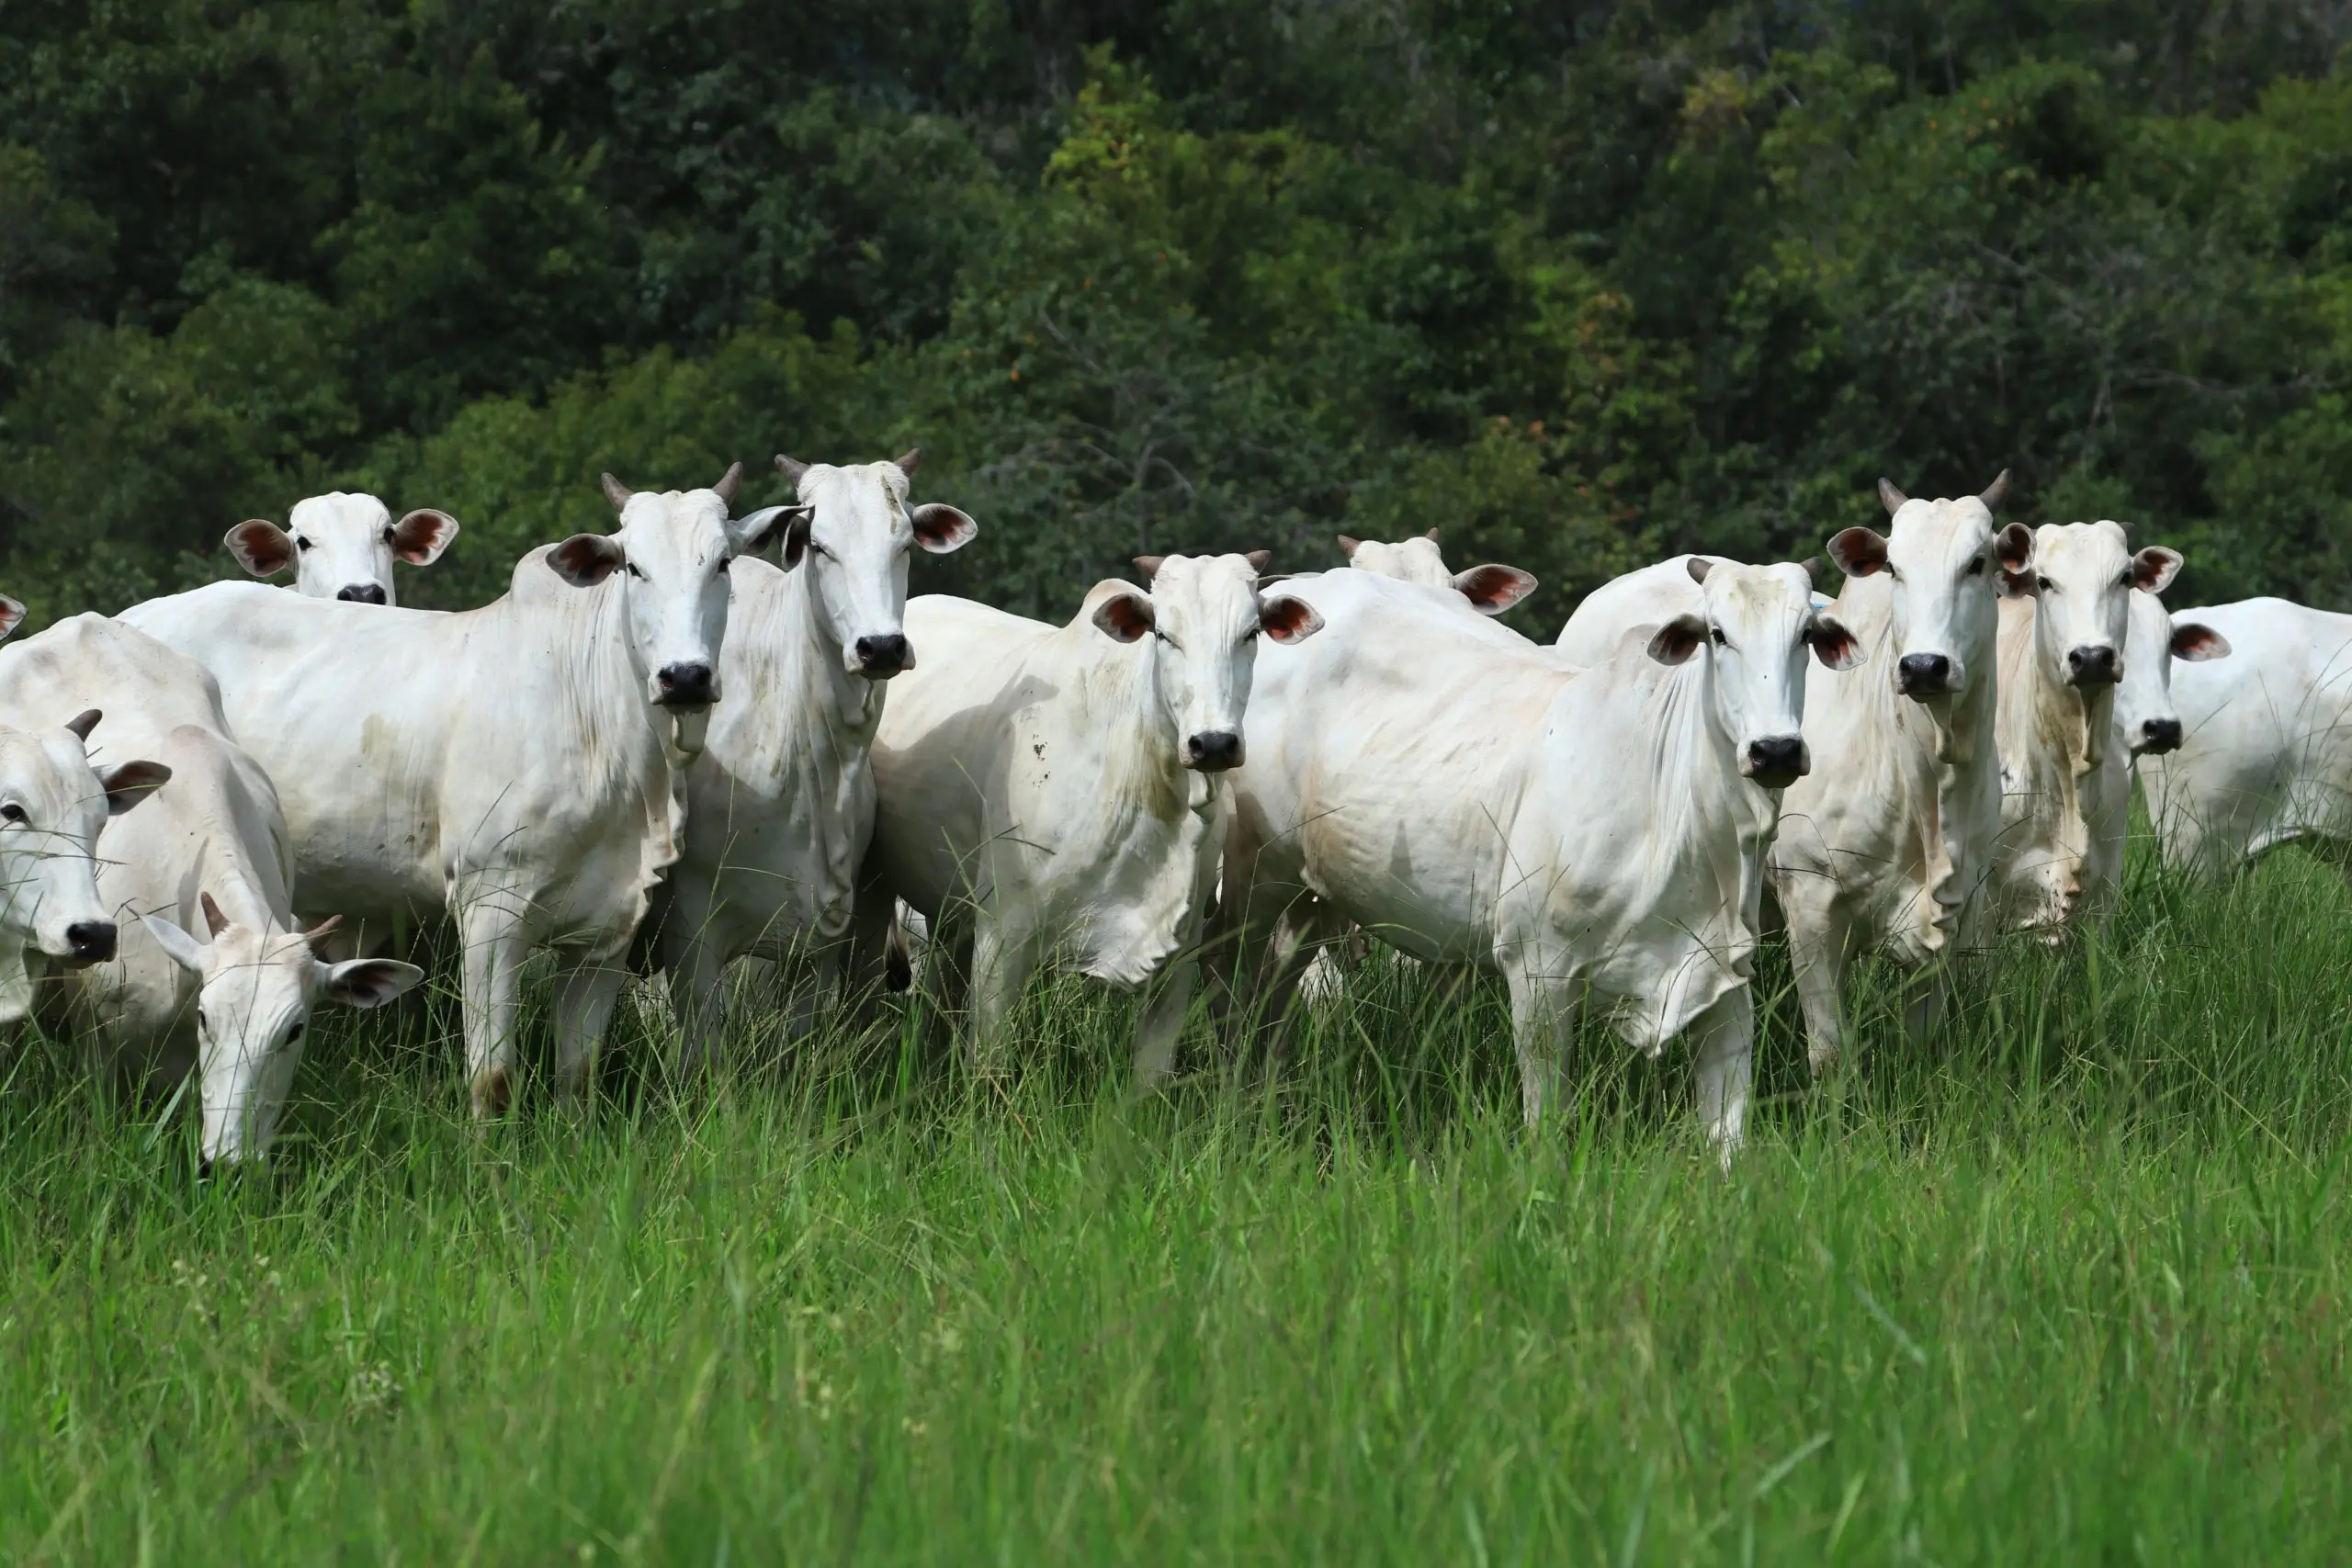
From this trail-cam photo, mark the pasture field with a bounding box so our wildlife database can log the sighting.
[3,840,2349,1565]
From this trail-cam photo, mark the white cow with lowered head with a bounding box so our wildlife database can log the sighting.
[1210,559,1859,1156]
[0,599,175,1020]
[1335,529,1537,616]
[855,553,1324,1080]
[0,615,422,1162]
[224,492,458,605]
[125,465,792,1117]
[650,448,977,1072]
[2113,586,2230,764]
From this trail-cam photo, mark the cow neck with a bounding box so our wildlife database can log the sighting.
[1081,623,1199,826]
[769,557,881,743]
[1645,648,1777,874]
[527,570,684,858]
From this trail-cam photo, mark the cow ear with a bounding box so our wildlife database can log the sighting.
[1995,522,2036,573]
[1336,535,1362,558]
[0,595,23,645]
[97,760,170,816]
[390,508,459,566]
[1807,614,1865,671]
[225,520,296,578]
[141,915,209,975]
[1451,564,1537,615]
[1260,594,1325,645]
[1827,527,1889,579]
[322,957,426,1010]
[2171,621,2231,661]
[1092,591,1156,643]
[2132,546,2184,594]
[729,503,804,556]
[910,502,978,554]
[777,509,814,570]
[1998,568,2035,599]
[1646,614,1706,665]
[548,534,626,587]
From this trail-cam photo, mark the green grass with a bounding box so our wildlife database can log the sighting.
[4,839,2351,1564]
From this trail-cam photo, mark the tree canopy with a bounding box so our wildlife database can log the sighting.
[5,1,2350,632]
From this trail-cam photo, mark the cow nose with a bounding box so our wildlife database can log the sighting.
[335,583,388,605]
[1896,653,1952,695]
[1744,736,1809,785]
[65,920,116,964]
[655,662,715,707]
[2066,645,2120,686]
[1184,730,1244,772]
[854,634,910,677]
[2140,717,2184,755]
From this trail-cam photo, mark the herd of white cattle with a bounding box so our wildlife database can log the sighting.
[0,454,2344,1165]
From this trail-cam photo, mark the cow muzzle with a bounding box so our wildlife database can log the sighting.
[1895,652,1954,697]
[60,919,117,965]
[2137,717,2183,756]
[654,661,717,709]
[336,583,389,606]
[853,633,911,679]
[1742,735,1810,788]
[2065,645,2120,686]
[1184,730,1245,773]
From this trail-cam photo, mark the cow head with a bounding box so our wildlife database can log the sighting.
[775,448,977,679]
[0,710,167,985]
[2116,585,2230,758]
[1828,472,2029,701]
[1337,529,1538,616]
[547,465,796,710]
[2008,521,2183,696]
[141,900,422,1164]
[1092,553,1325,773]
[1646,558,1862,788]
[225,492,459,606]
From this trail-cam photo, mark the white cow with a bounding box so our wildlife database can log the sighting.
[124,467,791,1116]
[1768,476,2032,1071]
[224,492,459,605]
[0,615,422,1160]
[2141,598,2352,877]
[1334,529,1537,615]
[856,553,1324,1078]
[0,600,175,1018]
[1211,561,1858,1155]
[653,450,977,1071]
[2114,588,2230,762]
[1988,524,2185,933]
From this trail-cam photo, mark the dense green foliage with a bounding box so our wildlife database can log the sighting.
[3,840,2350,1562]
[6,2,2352,629]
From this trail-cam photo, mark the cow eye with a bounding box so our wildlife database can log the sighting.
[2037,575,2053,592]
[285,1022,303,1043]
[624,561,646,581]
[1966,556,1986,576]
[293,535,313,552]
[196,1006,209,1032]
[0,803,25,824]
[1708,626,1726,646]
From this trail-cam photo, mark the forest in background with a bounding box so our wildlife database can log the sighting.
[4,0,2352,634]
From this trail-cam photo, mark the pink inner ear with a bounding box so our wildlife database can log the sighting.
[393,510,455,564]
[1095,594,1154,641]
[1261,597,1322,643]
[228,521,296,576]
[1828,527,1888,578]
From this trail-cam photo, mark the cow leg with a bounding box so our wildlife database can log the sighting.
[1901,964,1948,1048]
[1690,987,1754,1168]
[666,928,731,1081]
[551,958,629,1103]
[1503,954,1577,1129]
[1131,958,1197,1093]
[1785,904,1850,1078]
[458,904,529,1119]
[966,918,1035,1077]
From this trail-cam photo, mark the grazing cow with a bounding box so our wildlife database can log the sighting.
[0,615,421,1161]
[124,467,790,1116]
[1334,529,1538,616]
[0,600,174,1020]
[1212,560,1858,1155]
[2140,598,2352,877]
[1988,524,2185,933]
[2114,589,2230,762]
[653,450,977,1071]
[1768,476,2031,1071]
[223,492,459,605]
[856,553,1324,1078]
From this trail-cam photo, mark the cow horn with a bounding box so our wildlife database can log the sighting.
[1979,468,2012,510]
[200,891,231,938]
[63,708,100,741]
[1425,525,1441,542]
[775,454,810,482]
[894,447,922,475]
[1687,557,1713,585]
[302,914,344,957]
[711,461,742,505]
[1133,555,1166,581]
[1877,478,1908,515]
[600,473,633,513]
[1245,550,1272,574]
[1336,535,1362,558]
[1798,555,1824,584]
